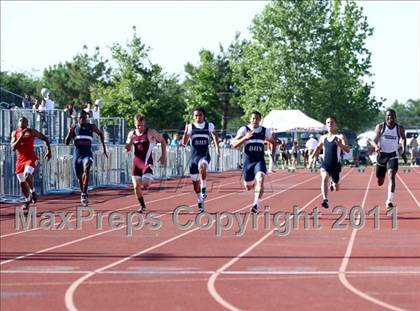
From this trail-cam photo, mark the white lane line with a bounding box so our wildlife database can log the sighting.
[0,191,188,239]
[206,169,355,311]
[64,172,320,311]
[0,275,337,288]
[338,169,407,311]
[0,191,234,266]
[396,174,420,208]
[224,270,420,275]
[1,171,257,238]
[3,278,216,287]
[1,270,215,275]
[2,269,420,275]
[1,171,302,265]
[0,170,291,238]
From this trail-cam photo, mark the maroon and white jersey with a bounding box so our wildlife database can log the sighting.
[132,128,154,166]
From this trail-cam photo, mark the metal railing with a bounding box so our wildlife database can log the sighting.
[0,144,241,201]
[0,87,24,108]
[0,108,127,144]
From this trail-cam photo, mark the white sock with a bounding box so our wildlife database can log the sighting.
[196,193,203,203]
[387,192,394,203]
[25,196,31,202]
[30,188,35,193]
[200,179,207,189]
[253,197,260,207]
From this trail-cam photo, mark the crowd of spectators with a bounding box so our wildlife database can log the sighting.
[19,90,100,122]
[14,88,102,138]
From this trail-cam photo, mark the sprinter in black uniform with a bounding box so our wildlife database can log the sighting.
[232,111,276,213]
[65,110,108,206]
[182,107,220,213]
[309,116,349,208]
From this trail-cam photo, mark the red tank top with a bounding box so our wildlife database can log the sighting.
[132,128,153,164]
[14,128,37,160]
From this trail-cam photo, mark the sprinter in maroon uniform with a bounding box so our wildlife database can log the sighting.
[125,114,166,212]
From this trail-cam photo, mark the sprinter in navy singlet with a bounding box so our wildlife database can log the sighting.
[232,111,276,213]
[309,116,349,209]
[65,110,107,206]
[125,114,166,212]
[372,109,406,208]
[182,107,220,213]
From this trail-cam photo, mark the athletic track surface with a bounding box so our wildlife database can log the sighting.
[1,167,419,310]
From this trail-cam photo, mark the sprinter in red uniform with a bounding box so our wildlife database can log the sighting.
[11,117,52,209]
[125,115,166,212]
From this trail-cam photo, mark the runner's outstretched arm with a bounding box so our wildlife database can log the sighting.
[337,134,350,153]
[210,128,220,156]
[182,122,190,146]
[125,130,134,152]
[32,129,52,160]
[65,125,75,146]
[372,123,383,152]
[309,137,324,167]
[10,129,28,151]
[266,134,277,163]
[231,128,253,149]
[150,129,167,165]
[93,124,108,158]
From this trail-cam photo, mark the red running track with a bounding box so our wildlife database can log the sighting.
[0,167,419,310]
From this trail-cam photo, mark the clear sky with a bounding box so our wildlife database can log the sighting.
[1,1,419,105]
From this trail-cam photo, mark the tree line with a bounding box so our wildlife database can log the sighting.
[1,1,418,132]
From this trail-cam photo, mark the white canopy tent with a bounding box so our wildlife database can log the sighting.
[261,109,326,133]
[357,130,376,148]
[357,130,376,140]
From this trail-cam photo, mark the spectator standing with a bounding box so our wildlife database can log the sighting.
[92,102,100,120]
[84,101,93,119]
[43,93,55,111]
[42,92,55,138]
[291,140,299,169]
[220,138,230,148]
[21,94,33,109]
[37,99,48,134]
[305,134,318,169]
[64,102,76,117]
[279,141,289,169]
[64,102,77,125]
[408,133,419,166]
[32,98,41,111]
[170,133,179,146]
